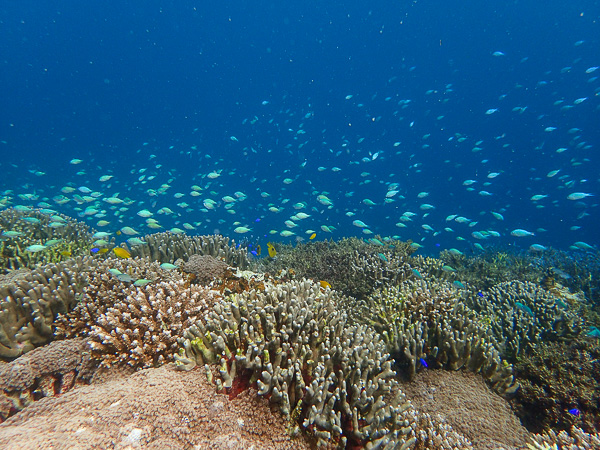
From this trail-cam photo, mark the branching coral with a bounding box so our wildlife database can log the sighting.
[0,208,93,273]
[255,237,415,300]
[56,258,218,369]
[347,278,516,394]
[175,278,418,448]
[512,338,600,435]
[127,232,249,268]
[466,280,584,361]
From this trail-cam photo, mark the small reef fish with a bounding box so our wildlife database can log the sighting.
[25,244,47,253]
[515,302,534,317]
[267,242,277,258]
[113,247,132,259]
[511,229,535,237]
[319,280,332,289]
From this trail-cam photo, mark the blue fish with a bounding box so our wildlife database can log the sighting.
[587,327,600,338]
[412,269,423,279]
[568,408,580,416]
[477,292,484,298]
[419,357,428,368]
[515,302,534,317]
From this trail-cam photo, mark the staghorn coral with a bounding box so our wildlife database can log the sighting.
[0,338,95,422]
[527,426,600,449]
[57,258,218,369]
[347,278,516,394]
[511,338,600,435]
[255,237,415,300]
[0,256,91,359]
[0,208,93,273]
[126,232,249,268]
[175,278,418,448]
[466,280,584,361]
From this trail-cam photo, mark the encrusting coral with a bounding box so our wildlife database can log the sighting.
[0,231,596,448]
[175,278,419,448]
[0,338,94,422]
[0,363,314,449]
[403,369,530,449]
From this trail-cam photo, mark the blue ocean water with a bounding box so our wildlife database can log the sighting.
[1,0,598,255]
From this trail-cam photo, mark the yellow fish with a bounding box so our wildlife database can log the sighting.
[309,233,317,240]
[59,250,72,257]
[113,247,131,259]
[267,242,277,258]
[320,280,331,289]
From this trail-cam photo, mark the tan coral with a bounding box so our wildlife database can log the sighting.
[58,272,219,369]
[0,338,95,422]
[176,278,418,448]
[0,364,312,449]
[0,256,92,359]
[127,232,249,268]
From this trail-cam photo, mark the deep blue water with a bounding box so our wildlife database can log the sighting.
[1,0,599,255]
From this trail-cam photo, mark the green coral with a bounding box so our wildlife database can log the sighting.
[512,338,600,435]
[255,236,415,300]
[176,279,417,447]
[0,208,94,273]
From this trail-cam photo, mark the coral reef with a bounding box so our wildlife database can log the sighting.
[511,337,600,435]
[176,278,418,448]
[466,280,584,361]
[256,237,415,300]
[439,247,543,291]
[0,257,90,358]
[0,338,95,422]
[347,279,516,393]
[57,258,218,369]
[127,232,249,268]
[0,208,93,273]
